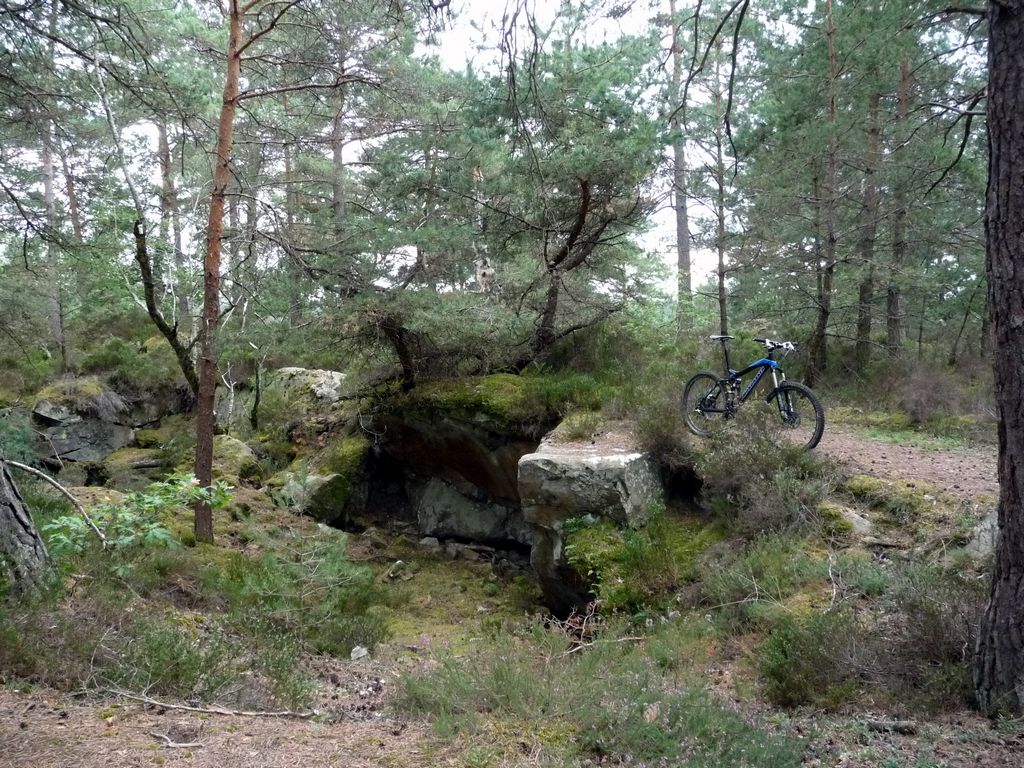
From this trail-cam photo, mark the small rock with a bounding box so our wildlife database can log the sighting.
[418,536,441,552]
[444,542,462,560]
[350,645,370,661]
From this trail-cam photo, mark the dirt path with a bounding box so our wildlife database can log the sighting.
[0,688,446,768]
[817,425,999,504]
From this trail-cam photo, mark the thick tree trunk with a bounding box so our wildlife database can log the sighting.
[194,1,244,545]
[669,0,692,332]
[0,463,48,594]
[974,0,1024,717]
[854,92,882,370]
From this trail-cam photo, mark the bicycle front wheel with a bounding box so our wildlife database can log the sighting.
[766,381,825,450]
[682,371,729,437]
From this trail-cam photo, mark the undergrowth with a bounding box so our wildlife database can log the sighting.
[0,477,388,709]
[398,619,802,767]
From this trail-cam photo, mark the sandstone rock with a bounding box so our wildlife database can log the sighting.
[211,435,260,484]
[966,507,998,558]
[519,424,664,614]
[413,477,532,545]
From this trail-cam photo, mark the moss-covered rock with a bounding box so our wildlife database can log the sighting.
[32,377,127,424]
[211,435,261,484]
[842,474,940,522]
[396,374,562,435]
[103,447,169,491]
[272,468,364,526]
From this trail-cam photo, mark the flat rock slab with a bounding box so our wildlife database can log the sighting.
[519,426,662,530]
[519,424,664,614]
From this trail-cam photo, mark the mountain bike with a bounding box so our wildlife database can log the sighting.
[682,335,825,450]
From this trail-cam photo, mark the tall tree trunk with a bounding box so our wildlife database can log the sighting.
[711,44,729,336]
[0,463,48,594]
[973,0,1024,717]
[158,123,191,338]
[283,138,303,326]
[194,1,244,545]
[806,1,839,388]
[855,91,882,369]
[669,0,692,332]
[56,140,82,242]
[887,58,912,357]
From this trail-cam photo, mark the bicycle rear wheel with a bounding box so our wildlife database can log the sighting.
[682,371,729,437]
[766,381,825,450]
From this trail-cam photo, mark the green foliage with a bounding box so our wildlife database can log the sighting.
[0,408,38,462]
[758,609,861,707]
[702,535,825,628]
[399,622,801,767]
[564,511,726,613]
[752,560,987,712]
[204,531,390,655]
[696,428,834,533]
[40,474,229,559]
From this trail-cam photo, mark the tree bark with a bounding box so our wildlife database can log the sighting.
[669,0,692,332]
[887,58,912,358]
[973,0,1024,717]
[0,462,49,595]
[194,0,244,545]
[806,0,839,388]
[854,91,882,370]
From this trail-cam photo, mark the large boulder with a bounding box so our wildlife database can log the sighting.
[378,375,558,506]
[519,424,664,614]
[32,379,134,464]
[269,434,370,526]
[413,477,533,545]
[211,435,260,484]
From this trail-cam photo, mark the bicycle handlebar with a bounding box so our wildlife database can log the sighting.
[754,337,798,351]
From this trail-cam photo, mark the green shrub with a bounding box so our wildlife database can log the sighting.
[108,619,238,700]
[702,535,825,628]
[696,426,833,533]
[563,511,725,613]
[40,474,229,559]
[758,609,862,707]
[399,621,801,767]
[0,408,38,463]
[203,530,390,654]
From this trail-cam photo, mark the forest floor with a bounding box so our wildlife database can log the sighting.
[2,424,1019,768]
[818,425,998,505]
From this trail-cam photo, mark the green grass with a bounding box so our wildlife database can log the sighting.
[398,620,802,767]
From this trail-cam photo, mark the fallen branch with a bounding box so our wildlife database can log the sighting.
[109,689,316,719]
[563,636,645,656]
[4,460,107,548]
[864,719,917,735]
[150,732,204,749]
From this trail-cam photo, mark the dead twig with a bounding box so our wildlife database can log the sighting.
[108,689,316,719]
[4,460,107,548]
[150,732,204,749]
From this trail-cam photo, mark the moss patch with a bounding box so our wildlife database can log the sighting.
[314,434,369,478]
[842,474,942,523]
[817,501,856,539]
[103,447,169,491]
[395,373,605,436]
[211,435,261,484]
